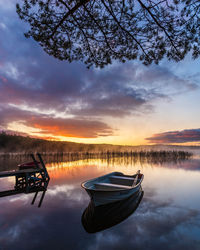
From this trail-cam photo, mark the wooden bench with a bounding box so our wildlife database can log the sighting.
[110,176,134,180]
[95,182,131,191]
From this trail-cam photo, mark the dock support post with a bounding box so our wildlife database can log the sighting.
[38,190,46,208]
[31,191,39,205]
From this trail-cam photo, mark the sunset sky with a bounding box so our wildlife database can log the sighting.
[0,1,200,146]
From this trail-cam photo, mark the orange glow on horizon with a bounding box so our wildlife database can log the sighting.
[6,120,200,146]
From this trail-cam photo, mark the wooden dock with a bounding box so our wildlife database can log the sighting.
[0,168,45,178]
[0,153,50,207]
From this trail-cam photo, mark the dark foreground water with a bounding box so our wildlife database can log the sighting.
[0,157,200,250]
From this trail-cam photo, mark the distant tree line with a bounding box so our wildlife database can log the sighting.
[0,133,193,159]
[0,132,137,153]
[0,132,98,153]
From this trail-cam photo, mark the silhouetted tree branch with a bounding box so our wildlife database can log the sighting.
[16,0,200,68]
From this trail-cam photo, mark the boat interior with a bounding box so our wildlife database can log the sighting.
[87,172,142,191]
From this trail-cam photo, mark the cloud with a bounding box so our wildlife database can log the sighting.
[0,1,199,138]
[27,116,113,138]
[146,129,200,144]
[0,106,113,138]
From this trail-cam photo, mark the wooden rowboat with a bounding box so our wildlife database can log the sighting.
[81,170,144,206]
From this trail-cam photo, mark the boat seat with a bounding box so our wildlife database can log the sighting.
[94,182,131,191]
[110,176,134,180]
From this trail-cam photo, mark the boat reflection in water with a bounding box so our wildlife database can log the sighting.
[82,188,143,233]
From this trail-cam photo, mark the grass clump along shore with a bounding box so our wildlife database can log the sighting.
[0,132,192,159]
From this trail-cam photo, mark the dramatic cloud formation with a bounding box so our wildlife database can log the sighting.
[146,129,200,144]
[0,106,113,138]
[0,1,199,140]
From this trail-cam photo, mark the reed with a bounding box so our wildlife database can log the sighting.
[0,150,191,161]
[0,150,193,172]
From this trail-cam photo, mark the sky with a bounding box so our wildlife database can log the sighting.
[0,1,200,146]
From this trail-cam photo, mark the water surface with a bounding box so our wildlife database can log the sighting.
[0,157,200,250]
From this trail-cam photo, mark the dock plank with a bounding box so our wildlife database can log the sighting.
[0,168,43,178]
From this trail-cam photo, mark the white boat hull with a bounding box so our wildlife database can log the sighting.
[85,184,142,206]
[82,171,144,206]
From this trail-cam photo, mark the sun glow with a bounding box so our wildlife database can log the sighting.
[7,121,42,134]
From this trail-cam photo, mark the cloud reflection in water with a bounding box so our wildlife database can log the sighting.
[0,158,200,249]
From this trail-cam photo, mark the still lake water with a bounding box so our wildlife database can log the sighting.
[0,156,200,250]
